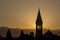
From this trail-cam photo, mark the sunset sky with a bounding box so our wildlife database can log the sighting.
[0,0,60,30]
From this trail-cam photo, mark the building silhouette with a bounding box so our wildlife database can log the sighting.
[36,9,43,40]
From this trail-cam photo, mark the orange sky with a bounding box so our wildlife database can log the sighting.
[0,0,60,30]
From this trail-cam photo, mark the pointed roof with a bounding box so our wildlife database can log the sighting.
[36,9,42,25]
[44,30,54,36]
[44,30,54,38]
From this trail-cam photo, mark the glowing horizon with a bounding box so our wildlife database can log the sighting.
[0,0,60,30]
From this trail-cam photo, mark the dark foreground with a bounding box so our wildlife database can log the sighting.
[0,30,60,40]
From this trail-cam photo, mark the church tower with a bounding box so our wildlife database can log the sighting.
[36,9,43,40]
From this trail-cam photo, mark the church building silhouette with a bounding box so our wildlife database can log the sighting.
[36,9,43,40]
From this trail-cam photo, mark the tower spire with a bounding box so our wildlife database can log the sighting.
[36,9,42,25]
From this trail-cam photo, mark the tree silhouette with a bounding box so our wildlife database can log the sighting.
[6,30,12,40]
